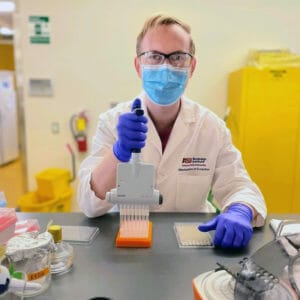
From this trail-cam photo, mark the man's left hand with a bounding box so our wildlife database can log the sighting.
[198,203,253,248]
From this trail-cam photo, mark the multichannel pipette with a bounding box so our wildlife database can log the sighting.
[106,107,163,247]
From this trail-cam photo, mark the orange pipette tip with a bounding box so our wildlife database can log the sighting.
[115,221,152,248]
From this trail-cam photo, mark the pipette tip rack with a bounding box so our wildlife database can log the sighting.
[116,221,152,248]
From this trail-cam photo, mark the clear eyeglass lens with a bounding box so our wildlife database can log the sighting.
[146,52,164,64]
[169,53,188,65]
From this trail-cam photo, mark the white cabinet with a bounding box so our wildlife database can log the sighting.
[0,71,19,165]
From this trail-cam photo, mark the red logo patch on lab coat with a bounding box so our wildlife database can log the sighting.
[179,157,209,172]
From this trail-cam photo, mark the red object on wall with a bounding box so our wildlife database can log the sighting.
[70,111,89,153]
[76,135,87,152]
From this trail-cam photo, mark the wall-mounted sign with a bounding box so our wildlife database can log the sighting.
[29,16,50,44]
[28,78,54,96]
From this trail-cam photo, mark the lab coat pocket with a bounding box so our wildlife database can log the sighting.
[176,174,212,212]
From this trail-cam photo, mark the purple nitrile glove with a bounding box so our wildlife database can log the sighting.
[198,203,253,248]
[113,98,148,162]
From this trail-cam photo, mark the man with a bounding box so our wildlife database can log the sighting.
[78,13,267,248]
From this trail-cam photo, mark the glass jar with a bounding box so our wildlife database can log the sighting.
[3,231,54,297]
[48,225,74,275]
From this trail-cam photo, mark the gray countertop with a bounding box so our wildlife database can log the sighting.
[4,212,299,300]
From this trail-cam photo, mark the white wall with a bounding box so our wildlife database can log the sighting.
[13,0,300,209]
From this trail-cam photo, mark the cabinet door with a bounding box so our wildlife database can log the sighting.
[0,76,19,165]
[242,68,300,213]
[227,69,246,149]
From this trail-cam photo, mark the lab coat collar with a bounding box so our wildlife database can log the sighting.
[138,91,197,125]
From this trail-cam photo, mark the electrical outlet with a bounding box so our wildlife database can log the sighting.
[110,101,119,108]
[51,122,60,134]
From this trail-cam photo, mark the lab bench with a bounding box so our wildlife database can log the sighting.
[6,212,299,300]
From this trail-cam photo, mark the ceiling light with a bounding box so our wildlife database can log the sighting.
[0,27,14,36]
[0,2,15,13]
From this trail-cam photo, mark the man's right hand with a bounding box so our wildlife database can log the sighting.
[113,98,148,162]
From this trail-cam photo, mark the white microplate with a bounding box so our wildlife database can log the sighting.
[174,222,213,248]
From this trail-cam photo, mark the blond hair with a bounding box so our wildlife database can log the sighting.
[136,13,195,55]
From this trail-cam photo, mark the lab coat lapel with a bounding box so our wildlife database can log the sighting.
[140,94,162,157]
[161,105,189,163]
[146,111,162,156]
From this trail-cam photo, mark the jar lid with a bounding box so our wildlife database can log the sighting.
[48,225,62,243]
[5,231,54,262]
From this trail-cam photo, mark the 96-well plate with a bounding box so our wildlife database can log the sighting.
[174,222,213,248]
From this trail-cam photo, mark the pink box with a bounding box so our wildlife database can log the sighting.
[14,219,40,236]
[0,208,17,244]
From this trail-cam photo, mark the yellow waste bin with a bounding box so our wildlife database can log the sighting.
[35,168,71,199]
[18,188,72,213]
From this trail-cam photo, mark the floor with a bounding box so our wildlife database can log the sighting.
[0,157,81,211]
[0,158,26,208]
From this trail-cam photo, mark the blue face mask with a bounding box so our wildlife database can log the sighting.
[142,64,188,106]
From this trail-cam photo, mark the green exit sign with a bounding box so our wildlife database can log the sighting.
[29,16,50,44]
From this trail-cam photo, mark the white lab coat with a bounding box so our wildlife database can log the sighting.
[78,94,267,226]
